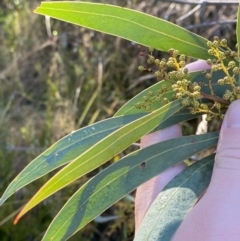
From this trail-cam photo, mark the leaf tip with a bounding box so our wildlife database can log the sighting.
[13,213,21,225]
[14,204,27,225]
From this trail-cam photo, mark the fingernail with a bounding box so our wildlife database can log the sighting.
[226,100,240,128]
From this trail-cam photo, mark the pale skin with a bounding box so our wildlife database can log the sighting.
[135,60,240,240]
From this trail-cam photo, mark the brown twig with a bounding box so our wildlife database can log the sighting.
[200,92,230,105]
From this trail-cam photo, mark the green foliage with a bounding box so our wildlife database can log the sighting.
[1,1,240,241]
[40,133,218,241]
[10,99,182,223]
[135,154,215,241]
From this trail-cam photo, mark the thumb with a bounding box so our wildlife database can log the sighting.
[210,99,240,197]
[171,100,240,241]
[215,99,240,173]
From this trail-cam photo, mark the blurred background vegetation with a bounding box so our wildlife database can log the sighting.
[0,0,238,240]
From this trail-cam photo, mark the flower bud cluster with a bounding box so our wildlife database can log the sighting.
[206,37,240,100]
[134,85,169,112]
[137,40,240,120]
[223,90,235,101]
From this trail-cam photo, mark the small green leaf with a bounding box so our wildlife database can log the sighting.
[41,135,218,241]
[0,114,145,205]
[135,154,215,241]
[34,2,209,59]
[14,100,183,223]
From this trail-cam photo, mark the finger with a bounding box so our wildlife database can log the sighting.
[215,99,240,172]
[172,100,240,241]
[135,125,185,232]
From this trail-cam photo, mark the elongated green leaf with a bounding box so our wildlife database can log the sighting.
[41,134,218,241]
[0,113,145,206]
[135,154,215,241]
[14,100,183,223]
[154,109,200,131]
[34,2,209,59]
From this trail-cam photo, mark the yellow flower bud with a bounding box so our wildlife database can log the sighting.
[218,79,224,85]
[220,39,227,47]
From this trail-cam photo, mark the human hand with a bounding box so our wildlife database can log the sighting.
[135,60,240,241]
